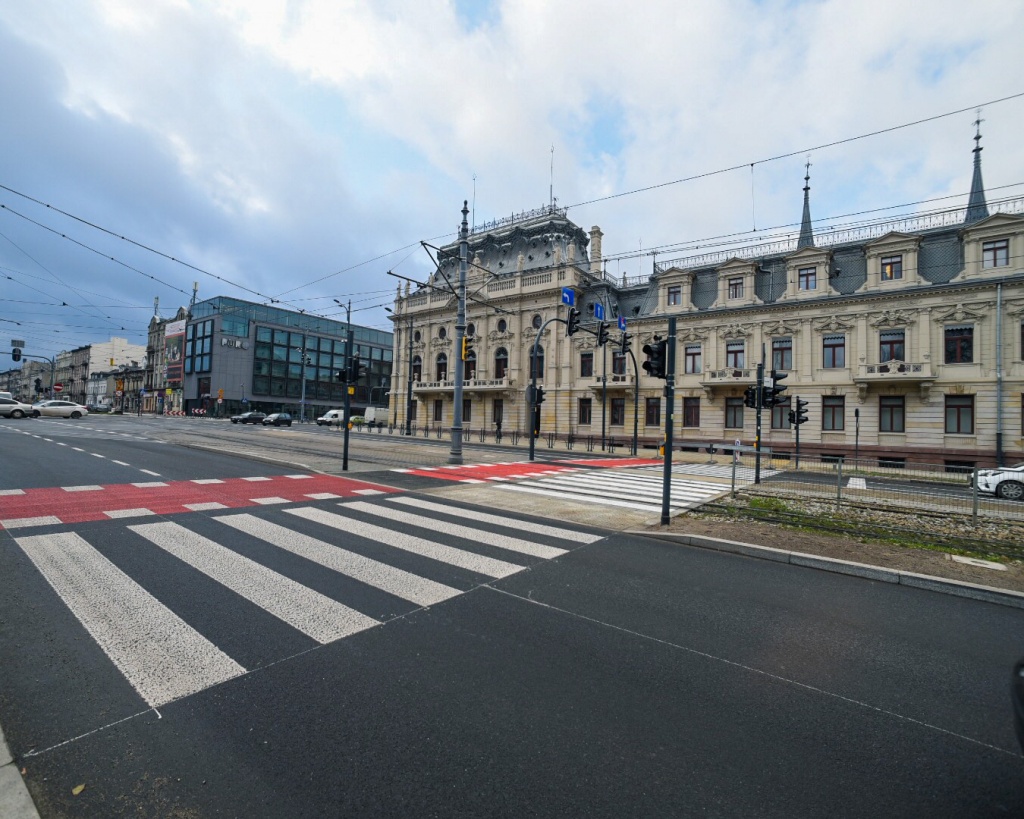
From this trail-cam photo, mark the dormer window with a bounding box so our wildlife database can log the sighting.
[983,239,1009,268]
[728,278,743,299]
[798,267,816,291]
[667,285,682,306]
[881,255,903,280]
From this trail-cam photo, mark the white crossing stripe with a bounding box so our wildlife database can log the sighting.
[63,485,103,492]
[104,508,156,519]
[387,497,604,544]
[184,502,228,511]
[2,516,62,528]
[128,521,379,644]
[242,476,273,482]
[502,484,660,512]
[13,531,244,707]
[191,479,225,485]
[214,513,461,607]
[847,477,867,489]
[252,497,290,505]
[285,507,524,578]
[0,489,25,496]
[349,501,568,559]
[132,482,168,488]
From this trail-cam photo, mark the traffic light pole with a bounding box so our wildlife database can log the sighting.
[794,395,802,469]
[343,324,353,471]
[754,362,764,485]
[448,201,469,465]
[660,317,676,525]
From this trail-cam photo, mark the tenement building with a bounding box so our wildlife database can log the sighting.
[388,134,1024,468]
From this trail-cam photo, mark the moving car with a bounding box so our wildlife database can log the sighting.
[971,463,1024,500]
[231,411,267,424]
[31,400,89,419]
[0,397,35,419]
[316,409,345,426]
[262,412,293,427]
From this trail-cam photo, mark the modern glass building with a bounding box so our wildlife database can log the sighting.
[181,296,392,419]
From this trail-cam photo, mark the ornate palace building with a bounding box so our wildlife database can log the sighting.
[388,133,1024,468]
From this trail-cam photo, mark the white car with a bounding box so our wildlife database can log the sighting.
[971,463,1024,501]
[0,396,35,418]
[31,400,90,419]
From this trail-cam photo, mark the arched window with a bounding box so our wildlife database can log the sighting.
[436,352,448,381]
[412,355,422,381]
[530,345,545,380]
[465,350,477,380]
[494,347,508,379]
[497,319,507,333]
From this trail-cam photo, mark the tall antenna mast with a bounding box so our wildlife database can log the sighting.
[549,144,554,208]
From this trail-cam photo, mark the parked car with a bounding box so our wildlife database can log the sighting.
[970,463,1024,500]
[316,409,345,426]
[31,400,89,419]
[262,412,293,427]
[363,407,386,428]
[231,411,267,424]
[0,396,35,418]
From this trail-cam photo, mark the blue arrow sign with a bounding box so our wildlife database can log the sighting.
[561,287,575,306]
[594,303,605,321]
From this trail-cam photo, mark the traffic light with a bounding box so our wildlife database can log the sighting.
[535,386,546,405]
[762,369,789,407]
[743,386,758,408]
[789,397,810,426]
[620,332,631,354]
[11,347,21,362]
[335,369,347,383]
[348,358,366,382]
[461,335,473,361]
[218,388,224,399]
[596,322,610,346]
[642,337,667,379]
[34,377,43,393]
[566,307,581,336]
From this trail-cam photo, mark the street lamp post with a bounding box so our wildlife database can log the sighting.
[299,349,310,423]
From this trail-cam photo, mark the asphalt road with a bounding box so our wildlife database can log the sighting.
[1,416,1022,817]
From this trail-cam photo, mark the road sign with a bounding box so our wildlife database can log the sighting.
[11,339,25,347]
[53,383,63,393]
[165,388,172,396]
[115,390,124,397]
[594,302,605,320]
[217,398,223,404]
[561,287,575,306]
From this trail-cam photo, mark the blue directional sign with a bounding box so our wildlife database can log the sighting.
[594,302,605,321]
[618,316,627,332]
[561,287,575,306]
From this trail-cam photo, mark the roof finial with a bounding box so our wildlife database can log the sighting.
[965,110,989,225]
[797,156,814,249]
[973,108,984,152]
[804,155,812,188]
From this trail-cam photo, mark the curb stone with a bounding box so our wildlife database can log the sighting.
[0,724,39,819]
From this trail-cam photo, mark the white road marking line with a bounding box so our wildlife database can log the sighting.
[242,476,273,482]
[63,485,104,492]
[71,447,84,452]
[305,493,341,500]
[286,507,523,579]
[184,502,229,511]
[131,482,169,488]
[129,522,378,644]
[14,531,244,707]
[348,502,567,560]
[390,468,412,473]
[847,477,867,489]
[92,453,106,458]
[388,497,604,544]
[252,497,290,505]
[112,460,130,466]
[216,513,461,607]
[0,489,26,496]
[352,489,386,495]
[191,479,225,485]
[458,479,487,484]
[2,516,62,528]
[104,509,157,519]
[139,469,162,477]
[284,474,313,479]
[56,442,68,446]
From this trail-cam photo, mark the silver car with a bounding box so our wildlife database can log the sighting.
[31,400,90,419]
[971,463,1024,500]
[0,396,35,418]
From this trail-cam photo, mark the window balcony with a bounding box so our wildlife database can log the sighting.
[854,361,936,402]
[587,373,634,391]
[413,376,513,394]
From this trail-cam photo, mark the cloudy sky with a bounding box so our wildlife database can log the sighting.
[2,0,1023,363]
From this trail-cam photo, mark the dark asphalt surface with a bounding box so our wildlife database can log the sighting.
[2,418,1023,817]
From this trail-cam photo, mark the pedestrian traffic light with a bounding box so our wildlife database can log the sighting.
[535,386,546,405]
[335,369,347,383]
[642,337,667,379]
[743,386,758,408]
[620,332,631,354]
[762,369,789,407]
[597,321,610,346]
[461,335,473,361]
[789,397,810,426]
[348,358,366,382]
[11,347,21,362]
[566,307,581,336]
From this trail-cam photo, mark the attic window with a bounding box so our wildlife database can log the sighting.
[983,239,1009,268]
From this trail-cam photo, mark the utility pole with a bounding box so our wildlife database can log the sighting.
[449,201,469,465]
[660,317,676,525]
[754,361,764,484]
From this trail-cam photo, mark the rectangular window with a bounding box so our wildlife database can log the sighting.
[463,398,472,423]
[823,335,846,369]
[944,326,973,364]
[684,344,702,374]
[433,399,443,423]
[683,397,701,428]
[881,255,903,280]
[879,396,905,433]
[879,330,905,363]
[612,351,627,375]
[772,337,792,371]
[771,398,791,430]
[492,398,503,427]
[580,351,593,378]
[798,267,816,291]
[578,398,592,425]
[822,396,845,430]
[725,397,744,429]
[645,397,661,427]
[945,395,974,434]
[728,278,743,299]
[983,238,1009,268]
[726,340,745,369]
[610,398,625,426]
[667,285,682,306]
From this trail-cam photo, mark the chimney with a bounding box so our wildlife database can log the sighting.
[589,226,603,271]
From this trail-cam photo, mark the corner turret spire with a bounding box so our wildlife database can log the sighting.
[797,157,815,249]
[965,112,989,225]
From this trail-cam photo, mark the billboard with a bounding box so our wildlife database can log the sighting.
[165,319,185,386]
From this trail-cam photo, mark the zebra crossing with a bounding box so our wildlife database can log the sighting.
[497,466,749,513]
[7,495,602,709]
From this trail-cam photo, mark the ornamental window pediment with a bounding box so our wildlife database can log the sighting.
[932,302,989,325]
[870,309,917,328]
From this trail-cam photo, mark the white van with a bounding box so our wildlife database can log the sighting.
[363,407,385,428]
[316,409,345,427]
